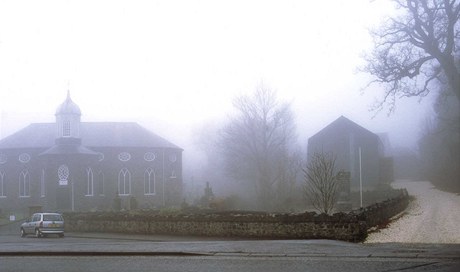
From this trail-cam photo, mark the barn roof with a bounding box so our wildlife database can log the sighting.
[309,116,379,142]
[0,122,182,150]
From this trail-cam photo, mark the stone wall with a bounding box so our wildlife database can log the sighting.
[357,189,409,228]
[63,189,409,242]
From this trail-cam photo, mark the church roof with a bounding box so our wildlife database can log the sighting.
[0,122,182,150]
[39,142,100,156]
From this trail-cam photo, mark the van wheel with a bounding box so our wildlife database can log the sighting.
[35,229,42,238]
[20,228,26,238]
[59,233,64,238]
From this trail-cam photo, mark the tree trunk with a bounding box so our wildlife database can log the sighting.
[437,55,460,102]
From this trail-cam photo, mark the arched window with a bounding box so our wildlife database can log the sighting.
[97,171,104,196]
[40,169,45,197]
[118,168,131,195]
[58,165,69,186]
[19,170,30,197]
[86,168,94,196]
[0,171,5,197]
[144,168,155,195]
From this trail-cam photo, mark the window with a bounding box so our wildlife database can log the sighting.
[0,171,5,197]
[86,168,94,196]
[40,169,45,197]
[98,152,105,162]
[144,152,156,161]
[63,120,71,137]
[118,168,131,195]
[18,153,31,163]
[97,171,104,196]
[32,214,40,222]
[169,153,177,162]
[43,214,63,221]
[118,152,131,162]
[58,165,69,186]
[19,170,30,197]
[144,168,155,195]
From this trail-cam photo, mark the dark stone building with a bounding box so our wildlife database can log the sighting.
[0,93,183,215]
[307,116,384,190]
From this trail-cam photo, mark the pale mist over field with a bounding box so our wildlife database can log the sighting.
[0,0,436,203]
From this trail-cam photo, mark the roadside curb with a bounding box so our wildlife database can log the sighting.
[0,251,459,260]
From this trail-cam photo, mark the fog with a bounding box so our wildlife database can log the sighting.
[0,1,437,204]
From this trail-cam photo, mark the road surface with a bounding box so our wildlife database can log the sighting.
[366,180,460,243]
[0,226,459,271]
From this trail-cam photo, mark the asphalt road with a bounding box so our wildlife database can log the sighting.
[1,221,459,272]
[2,255,459,272]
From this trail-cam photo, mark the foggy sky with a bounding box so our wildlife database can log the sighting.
[0,0,435,158]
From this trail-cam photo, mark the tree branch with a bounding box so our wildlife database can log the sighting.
[362,0,460,112]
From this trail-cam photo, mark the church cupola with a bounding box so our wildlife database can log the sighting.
[55,91,81,139]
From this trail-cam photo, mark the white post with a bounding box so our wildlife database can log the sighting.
[162,149,165,206]
[71,180,75,211]
[359,147,363,208]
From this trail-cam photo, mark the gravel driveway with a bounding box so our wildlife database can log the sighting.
[365,180,460,244]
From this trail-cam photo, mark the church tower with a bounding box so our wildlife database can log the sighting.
[55,91,81,140]
[40,91,97,212]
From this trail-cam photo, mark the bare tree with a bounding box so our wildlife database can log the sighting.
[303,151,339,215]
[219,84,297,209]
[362,0,460,112]
[274,149,304,211]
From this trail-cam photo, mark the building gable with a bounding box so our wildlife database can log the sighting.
[309,116,379,144]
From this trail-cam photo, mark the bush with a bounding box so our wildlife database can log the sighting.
[113,195,121,211]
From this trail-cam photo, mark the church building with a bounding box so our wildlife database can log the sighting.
[0,93,183,215]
